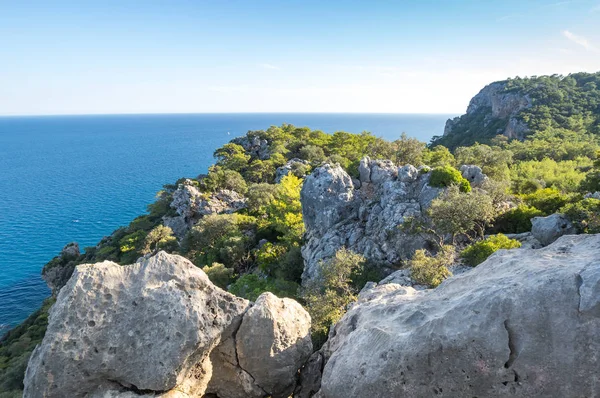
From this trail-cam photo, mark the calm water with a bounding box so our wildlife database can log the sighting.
[0,113,453,331]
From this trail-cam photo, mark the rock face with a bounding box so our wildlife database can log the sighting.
[164,180,247,238]
[24,252,311,398]
[531,213,577,246]
[232,134,270,160]
[317,234,600,397]
[301,159,441,282]
[443,81,531,140]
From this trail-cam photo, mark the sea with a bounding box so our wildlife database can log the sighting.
[0,113,454,332]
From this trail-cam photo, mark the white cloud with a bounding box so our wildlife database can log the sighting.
[258,63,280,70]
[562,30,596,51]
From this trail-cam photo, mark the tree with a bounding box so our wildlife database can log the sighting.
[213,143,250,172]
[393,132,426,165]
[267,174,304,244]
[409,246,454,287]
[455,143,513,181]
[302,248,366,348]
[141,225,177,255]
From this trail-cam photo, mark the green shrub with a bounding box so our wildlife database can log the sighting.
[429,166,471,192]
[202,263,235,289]
[229,274,299,301]
[561,198,600,233]
[302,248,366,348]
[492,204,544,234]
[460,234,521,266]
[521,188,571,215]
[409,246,454,288]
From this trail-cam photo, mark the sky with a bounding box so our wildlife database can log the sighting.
[1,0,599,115]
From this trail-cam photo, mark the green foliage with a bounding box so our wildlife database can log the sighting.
[520,188,572,215]
[510,157,590,193]
[0,299,54,395]
[229,274,299,301]
[429,166,471,192]
[141,225,177,255]
[460,234,521,267]
[183,213,256,270]
[202,166,248,194]
[299,145,326,164]
[506,128,600,162]
[393,132,426,165]
[455,143,512,181]
[422,145,455,167]
[302,248,366,348]
[267,174,304,244]
[202,263,235,289]
[409,246,454,288]
[246,183,278,215]
[561,198,600,233]
[491,204,543,234]
[214,143,251,172]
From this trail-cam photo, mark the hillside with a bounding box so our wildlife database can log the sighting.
[3,74,600,396]
[432,72,600,149]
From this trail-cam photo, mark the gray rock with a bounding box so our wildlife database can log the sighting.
[460,164,488,187]
[237,292,312,398]
[531,213,577,246]
[24,252,311,398]
[275,158,310,183]
[584,191,600,200]
[166,180,247,238]
[301,162,440,283]
[318,234,600,397]
[294,351,324,398]
[398,164,418,183]
[41,242,81,294]
[358,156,371,183]
[60,242,80,259]
[233,134,270,160]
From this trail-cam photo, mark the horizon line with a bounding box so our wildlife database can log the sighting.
[0,111,461,118]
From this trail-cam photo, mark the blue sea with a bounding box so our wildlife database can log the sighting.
[0,113,453,332]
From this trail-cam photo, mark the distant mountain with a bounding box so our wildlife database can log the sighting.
[432,72,600,149]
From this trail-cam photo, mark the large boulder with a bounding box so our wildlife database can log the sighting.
[275,158,310,183]
[316,234,600,397]
[24,252,311,398]
[531,213,577,246]
[460,164,488,187]
[237,293,313,398]
[301,160,440,282]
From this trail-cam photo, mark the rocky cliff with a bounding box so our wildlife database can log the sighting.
[301,158,440,282]
[311,233,600,397]
[441,81,531,148]
[24,252,312,398]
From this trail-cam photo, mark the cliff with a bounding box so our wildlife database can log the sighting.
[434,72,600,149]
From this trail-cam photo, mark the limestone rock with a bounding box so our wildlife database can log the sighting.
[531,213,577,246]
[275,158,310,183]
[233,134,270,160]
[584,191,600,200]
[24,252,311,398]
[165,180,247,238]
[41,242,81,294]
[460,164,488,187]
[237,292,312,398]
[301,161,440,282]
[318,234,600,397]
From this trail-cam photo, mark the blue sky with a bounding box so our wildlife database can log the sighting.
[1,0,599,115]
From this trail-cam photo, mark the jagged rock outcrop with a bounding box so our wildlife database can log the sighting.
[163,180,247,238]
[232,135,270,160]
[275,158,310,183]
[41,242,81,294]
[443,81,531,141]
[315,234,600,397]
[24,252,311,398]
[531,213,577,246]
[301,159,441,282]
[460,164,488,187]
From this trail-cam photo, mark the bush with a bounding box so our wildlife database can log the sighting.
[429,166,471,192]
[492,204,544,234]
[409,246,454,288]
[228,274,299,301]
[202,166,248,194]
[202,263,235,289]
[561,198,600,233]
[521,188,571,215]
[302,248,366,348]
[460,234,521,266]
[141,225,177,255]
